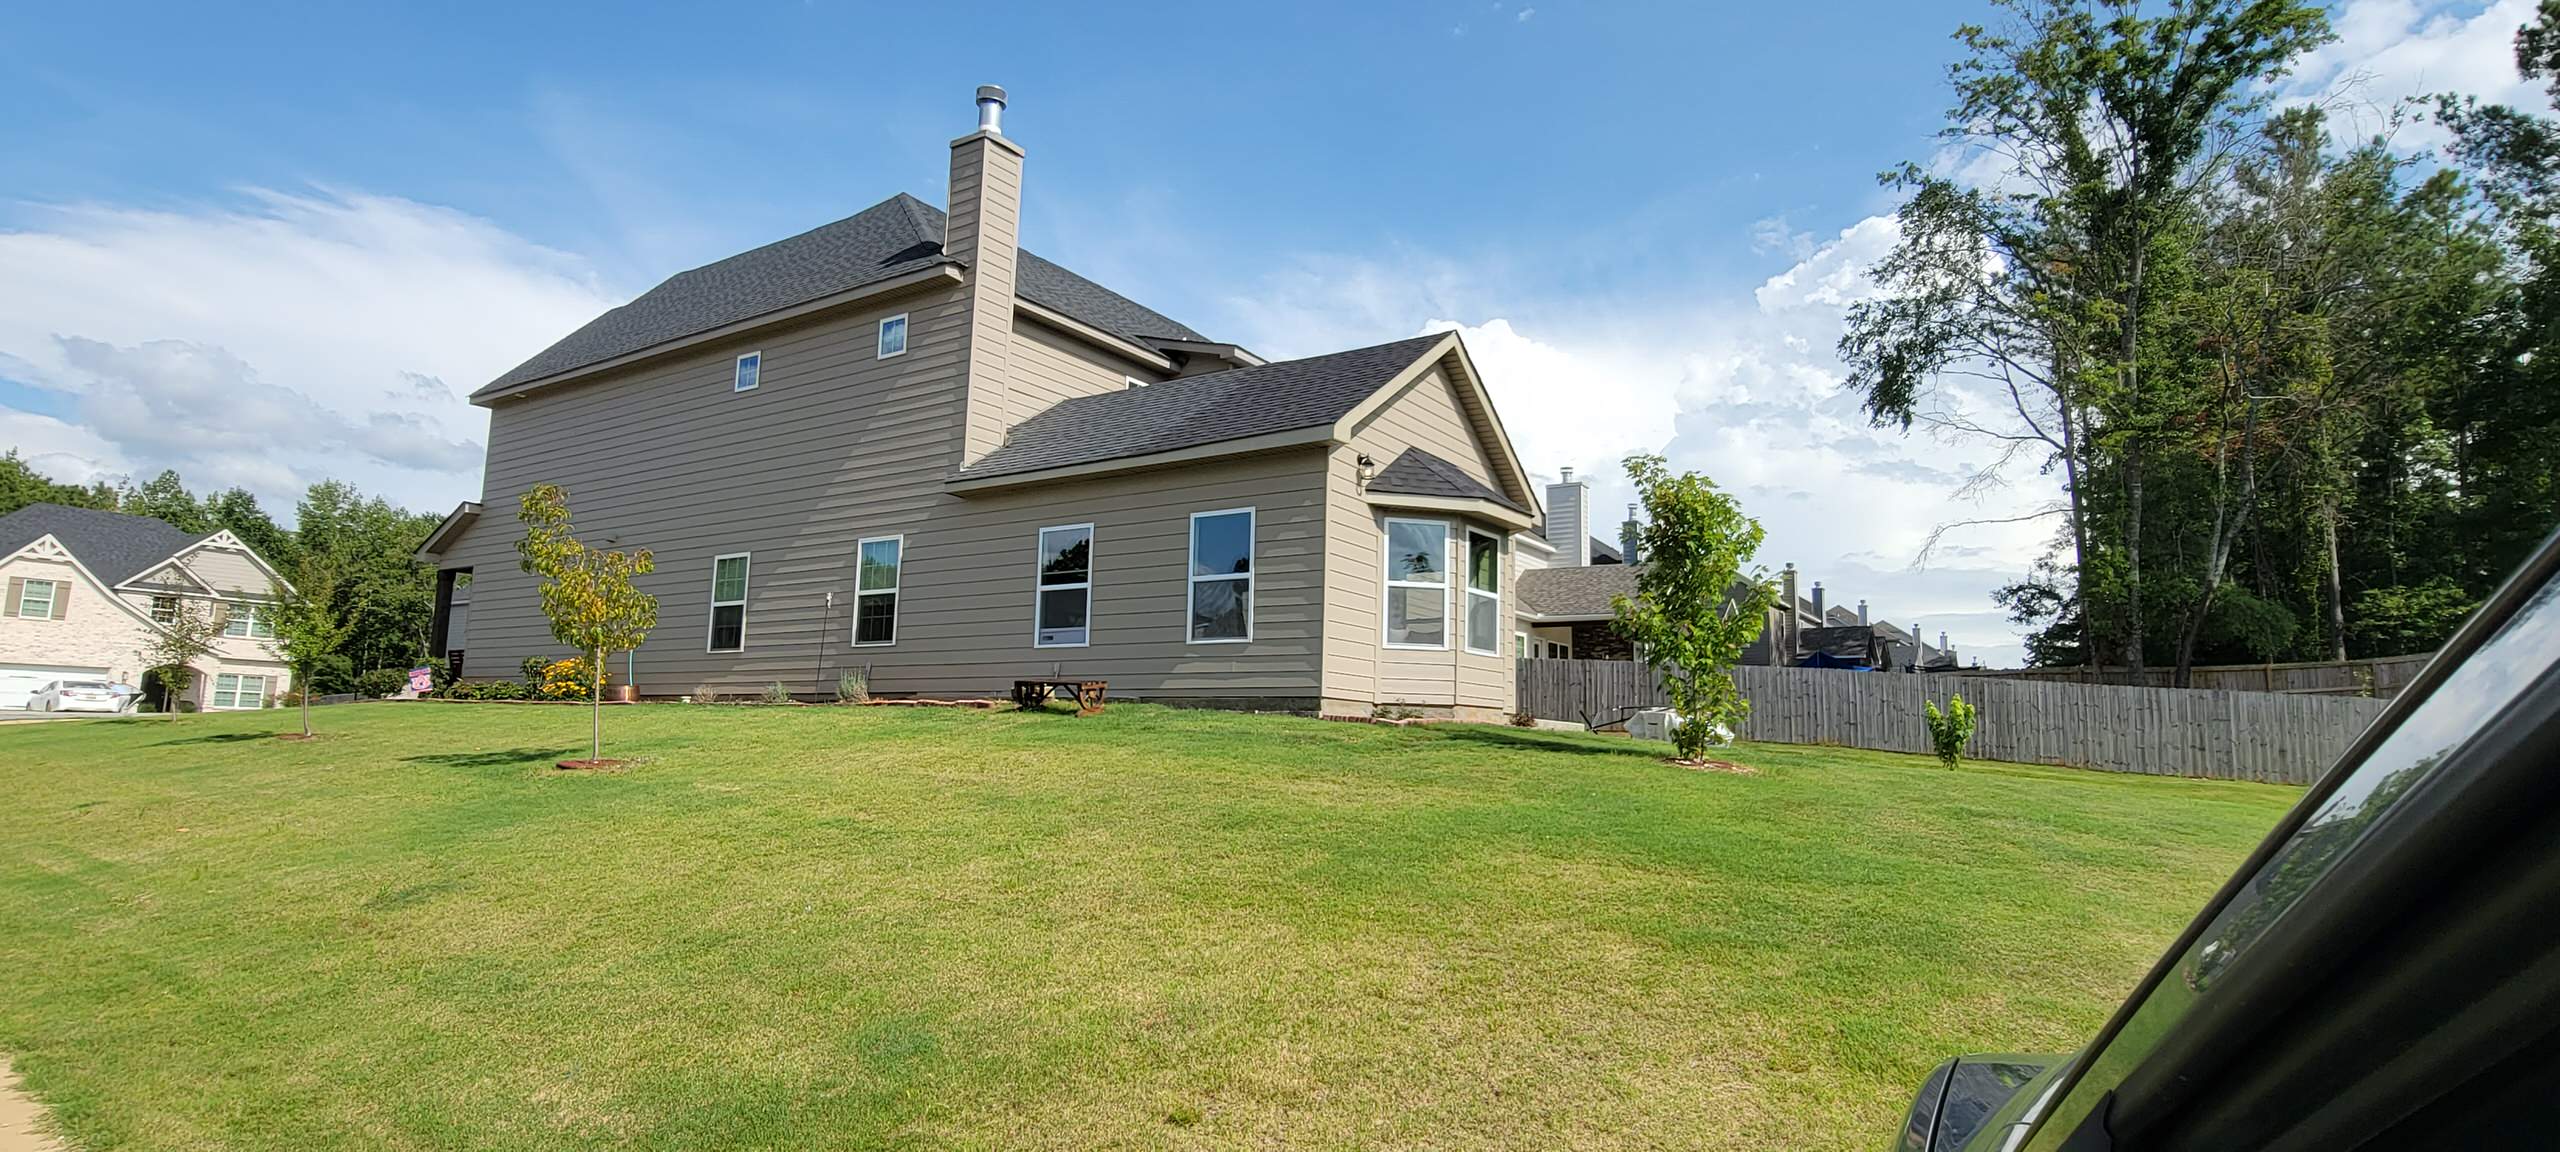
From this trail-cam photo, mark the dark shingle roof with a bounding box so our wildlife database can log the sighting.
[1366,447,1526,513]
[0,503,208,585]
[1517,564,1640,619]
[955,334,1451,482]
[1589,536,1623,564]
[478,193,1208,397]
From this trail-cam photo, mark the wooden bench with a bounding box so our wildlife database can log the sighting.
[1011,679,1108,716]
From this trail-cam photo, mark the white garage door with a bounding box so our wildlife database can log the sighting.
[0,665,110,709]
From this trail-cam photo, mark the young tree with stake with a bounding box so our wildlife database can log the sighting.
[268,559,353,738]
[515,484,658,766]
[1609,454,1776,762]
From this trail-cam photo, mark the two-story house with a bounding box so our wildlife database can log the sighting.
[417,87,1539,720]
[0,502,294,710]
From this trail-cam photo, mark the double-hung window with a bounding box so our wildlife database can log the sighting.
[1465,530,1502,655]
[210,673,268,710]
[1034,524,1092,647]
[222,602,275,639]
[707,553,750,652]
[853,536,902,646]
[1383,518,1449,649]
[151,595,178,625]
[16,578,59,619]
[1188,508,1254,643]
[877,314,909,359]
[733,351,761,392]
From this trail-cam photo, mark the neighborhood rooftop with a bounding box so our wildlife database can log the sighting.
[477,193,1210,397]
[0,503,209,585]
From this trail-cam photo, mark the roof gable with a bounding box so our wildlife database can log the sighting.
[953,334,1451,484]
[0,503,210,585]
[477,193,1208,398]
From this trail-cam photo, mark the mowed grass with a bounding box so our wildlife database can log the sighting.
[0,703,2296,1150]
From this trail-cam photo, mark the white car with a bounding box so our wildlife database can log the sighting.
[25,679,121,713]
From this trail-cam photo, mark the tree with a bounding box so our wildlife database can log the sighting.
[0,451,117,516]
[206,487,300,573]
[121,470,210,533]
[1850,0,2331,678]
[138,601,224,712]
[514,484,657,765]
[1609,454,1775,761]
[268,559,354,738]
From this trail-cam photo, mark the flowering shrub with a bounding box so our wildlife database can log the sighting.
[537,657,596,701]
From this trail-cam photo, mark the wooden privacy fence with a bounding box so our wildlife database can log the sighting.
[1958,653,2432,698]
[1515,658,2393,785]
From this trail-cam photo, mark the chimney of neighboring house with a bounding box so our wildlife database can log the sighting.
[1811,581,1826,622]
[1939,631,1953,664]
[1618,503,1641,567]
[1858,598,1869,625]
[1542,467,1591,566]
[1780,562,1800,660]
[949,84,1025,466]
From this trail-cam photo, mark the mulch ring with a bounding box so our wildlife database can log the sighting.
[1667,757,1755,775]
[555,758,634,771]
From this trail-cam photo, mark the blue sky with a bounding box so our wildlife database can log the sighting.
[0,0,2534,665]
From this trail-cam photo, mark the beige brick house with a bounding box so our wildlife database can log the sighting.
[0,503,294,710]
[418,87,1539,719]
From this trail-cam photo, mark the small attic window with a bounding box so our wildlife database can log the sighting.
[1125,375,1146,389]
[733,352,761,392]
[878,314,909,359]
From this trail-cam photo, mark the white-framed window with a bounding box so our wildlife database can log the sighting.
[16,578,59,619]
[1465,529,1502,655]
[1187,507,1254,644]
[877,313,909,359]
[1515,632,1528,659]
[1383,517,1449,649]
[210,673,269,710]
[222,602,276,639]
[707,553,750,652]
[1124,375,1147,389]
[853,535,902,647]
[151,595,178,625]
[733,351,761,392]
[1033,524,1092,648]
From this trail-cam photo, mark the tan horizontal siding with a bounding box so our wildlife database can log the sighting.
[1006,315,1161,425]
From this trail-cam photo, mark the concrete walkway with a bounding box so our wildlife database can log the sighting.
[0,1060,65,1152]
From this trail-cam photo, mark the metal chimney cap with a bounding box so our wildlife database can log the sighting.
[1559,466,1574,482]
[975,85,1008,133]
[976,84,1008,105]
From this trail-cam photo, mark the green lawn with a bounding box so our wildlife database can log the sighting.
[0,703,2296,1150]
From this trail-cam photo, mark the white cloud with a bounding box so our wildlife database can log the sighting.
[2281,0,2542,146]
[1217,215,2057,666]
[0,189,622,514]
[1518,7,1536,21]
[1748,214,1817,261]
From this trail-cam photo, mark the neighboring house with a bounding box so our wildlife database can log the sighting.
[0,503,294,710]
[1517,477,1959,671]
[417,88,1540,720]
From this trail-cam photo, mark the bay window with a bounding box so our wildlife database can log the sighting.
[1465,530,1502,655]
[1383,517,1449,649]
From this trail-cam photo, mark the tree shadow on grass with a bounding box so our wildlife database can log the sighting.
[1431,726,1661,758]
[150,732,274,746]
[402,748,580,769]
